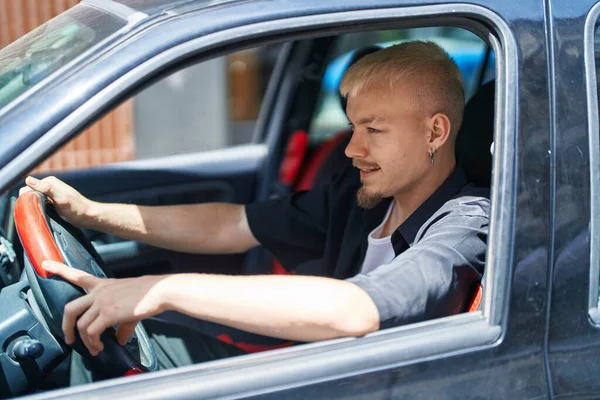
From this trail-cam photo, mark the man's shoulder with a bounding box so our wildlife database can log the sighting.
[442,184,491,218]
[446,186,491,218]
[416,186,491,242]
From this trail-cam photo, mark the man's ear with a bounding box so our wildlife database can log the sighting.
[427,113,452,148]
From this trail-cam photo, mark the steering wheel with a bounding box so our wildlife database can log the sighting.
[14,191,158,378]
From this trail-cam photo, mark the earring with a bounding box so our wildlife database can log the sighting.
[429,149,435,165]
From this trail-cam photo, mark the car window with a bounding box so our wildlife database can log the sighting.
[0,7,512,396]
[29,44,282,173]
[0,5,125,110]
[309,27,492,143]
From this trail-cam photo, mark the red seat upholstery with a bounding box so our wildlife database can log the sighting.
[467,284,483,312]
[296,131,350,191]
[279,129,309,185]
[216,334,295,353]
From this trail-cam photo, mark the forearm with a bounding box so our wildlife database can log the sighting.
[156,274,380,341]
[84,202,258,254]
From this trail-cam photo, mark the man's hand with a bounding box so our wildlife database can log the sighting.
[20,176,95,228]
[42,260,167,356]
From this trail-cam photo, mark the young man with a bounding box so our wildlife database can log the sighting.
[22,41,489,373]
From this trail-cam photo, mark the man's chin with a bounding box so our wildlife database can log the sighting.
[356,187,383,209]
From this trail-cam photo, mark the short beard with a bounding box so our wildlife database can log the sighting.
[356,186,383,209]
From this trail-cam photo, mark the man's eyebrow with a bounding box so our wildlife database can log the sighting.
[355,116,386,125]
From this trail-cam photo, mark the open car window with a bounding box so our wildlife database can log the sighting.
[0,2,517,396]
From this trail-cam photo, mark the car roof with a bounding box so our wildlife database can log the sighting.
[92,0,248,17]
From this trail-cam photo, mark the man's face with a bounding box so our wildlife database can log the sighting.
[345,80,432,208]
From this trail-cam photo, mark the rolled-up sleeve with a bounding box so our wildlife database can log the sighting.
[346,200,489,329]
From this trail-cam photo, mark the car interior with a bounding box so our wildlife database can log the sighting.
[0,25,496,397]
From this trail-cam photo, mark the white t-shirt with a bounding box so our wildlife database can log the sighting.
[360,201,396,274]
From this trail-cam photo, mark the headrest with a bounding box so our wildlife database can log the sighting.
[455,80,495,187]
[339,45,382,111]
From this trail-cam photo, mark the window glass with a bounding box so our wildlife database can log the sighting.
[31,44,282,173]
[0,6,125,110]
[309,27,490,142]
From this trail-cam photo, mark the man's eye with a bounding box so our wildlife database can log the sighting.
[367,127,380,134]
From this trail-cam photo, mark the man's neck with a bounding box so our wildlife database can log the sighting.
[389,157,456,231]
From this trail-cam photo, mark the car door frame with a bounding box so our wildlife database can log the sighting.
[15,1,536,399]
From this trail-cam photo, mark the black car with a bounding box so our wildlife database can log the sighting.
[0,0,597,398]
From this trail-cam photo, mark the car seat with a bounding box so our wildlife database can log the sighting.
[456,80,495,188]
[456,79,495,311]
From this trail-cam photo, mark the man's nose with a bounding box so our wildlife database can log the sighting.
[344,130,367,159]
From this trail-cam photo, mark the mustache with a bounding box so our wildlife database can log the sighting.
[352,159,380,169]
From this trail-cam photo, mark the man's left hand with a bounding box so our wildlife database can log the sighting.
[42,260,166,356]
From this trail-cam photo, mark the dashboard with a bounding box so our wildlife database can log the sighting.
[0,193,67,398]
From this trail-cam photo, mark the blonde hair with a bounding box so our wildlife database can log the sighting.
[339,41,465,137]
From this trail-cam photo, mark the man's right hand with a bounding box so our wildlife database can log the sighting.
[20,176,95,228]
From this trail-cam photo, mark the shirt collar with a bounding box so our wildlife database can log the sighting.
[395,167,468,245]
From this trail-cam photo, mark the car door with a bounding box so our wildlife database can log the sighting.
[546,0,600,397]
[15,0,555,398]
